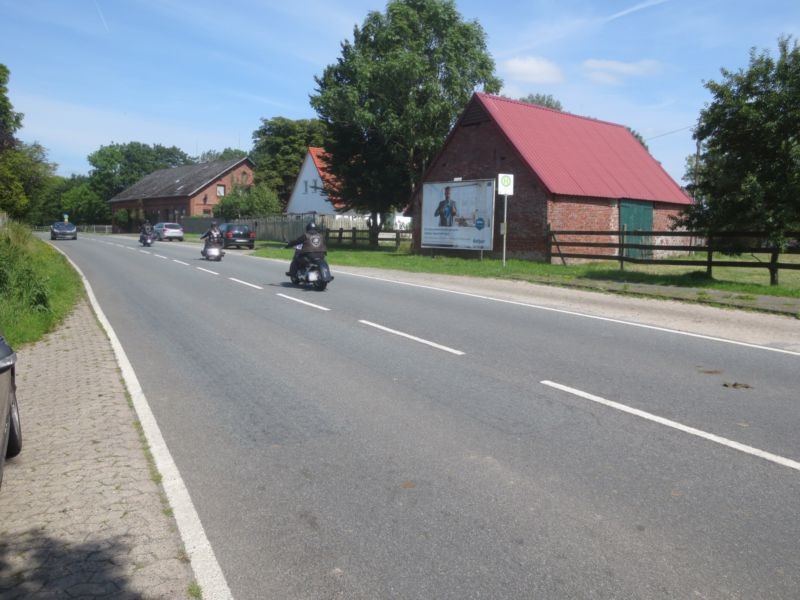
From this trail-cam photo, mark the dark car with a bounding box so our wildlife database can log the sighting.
[50,221,77,240]
[0,335,21,489]
[219,223,255,249]
[153,222,184,241]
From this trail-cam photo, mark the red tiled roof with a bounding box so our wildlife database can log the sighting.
[308,147,346,210]
[474,93,691,205]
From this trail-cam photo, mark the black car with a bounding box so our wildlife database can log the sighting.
[0,335,21,489]
[219,223,255,249]
[50,221,78,240]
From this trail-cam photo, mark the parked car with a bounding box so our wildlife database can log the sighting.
[153,222,184,241]
[219,223,255,249]
[50,221,77,240]
[0,335,21,490]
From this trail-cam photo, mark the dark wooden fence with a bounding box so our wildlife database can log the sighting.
[546,226,800,285]
[325,228,413,249]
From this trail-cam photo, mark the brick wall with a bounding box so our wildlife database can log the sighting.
[189,164,254,216]
[413,117,549,258]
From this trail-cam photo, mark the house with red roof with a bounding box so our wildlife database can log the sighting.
[410,93,692,258]
[286,147,354,216]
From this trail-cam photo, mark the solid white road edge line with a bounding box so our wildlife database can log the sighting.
[276,293,331,311]
[541,380,800,473]
[229,277,263,290]
[337,271,800,358]
[359,319,465,355]
[50,245,234,599]
[197,267,219,275]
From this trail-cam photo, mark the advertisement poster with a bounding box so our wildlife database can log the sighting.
[421,180,495,250]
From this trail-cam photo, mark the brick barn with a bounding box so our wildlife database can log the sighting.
[410,93,691,259]
[109,157,255,232]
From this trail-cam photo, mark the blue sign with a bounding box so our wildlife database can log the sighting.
[475,217,485,231]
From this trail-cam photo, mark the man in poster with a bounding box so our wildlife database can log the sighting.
[434,186,457,226]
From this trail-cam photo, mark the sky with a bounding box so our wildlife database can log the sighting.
[1,0,798,185]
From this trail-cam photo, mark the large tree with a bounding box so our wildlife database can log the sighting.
[310,0,501,245]
[250,117,325,204]
[1,65,23,152]
[679,36,800,245]
[87,141,194,201]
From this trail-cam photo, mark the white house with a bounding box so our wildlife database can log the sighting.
[285,147,354,216]
[286,147,411,229]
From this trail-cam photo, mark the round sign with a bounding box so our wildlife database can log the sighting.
[475,217,485,231]
[500,175,512,187]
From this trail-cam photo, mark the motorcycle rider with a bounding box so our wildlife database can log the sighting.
[200,220,223,256]
[286,222,327,278]
[139,220,153,244]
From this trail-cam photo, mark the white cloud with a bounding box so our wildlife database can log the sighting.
[502,56,564,84]
[583,59,662,85]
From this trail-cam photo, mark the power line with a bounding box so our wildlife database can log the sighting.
[645,125,694,141]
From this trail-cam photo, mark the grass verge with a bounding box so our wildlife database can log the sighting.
[252,240,800,299]
[0,222,84,347]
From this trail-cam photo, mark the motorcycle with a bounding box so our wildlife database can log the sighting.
[140,232,154,247]
[288,252,334,291]
[201,242,224,261]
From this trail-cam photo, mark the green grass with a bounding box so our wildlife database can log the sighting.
[252,241,800,298]
[0,223,84,347]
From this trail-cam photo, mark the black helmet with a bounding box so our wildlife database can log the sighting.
[306,222,318,232]
[211,220,218,226]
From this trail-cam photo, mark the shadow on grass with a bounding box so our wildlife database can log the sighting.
[577,269,715,287]
[0,531,137,597]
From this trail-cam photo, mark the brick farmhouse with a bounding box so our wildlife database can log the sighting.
[109,157,255,231]
[410,93,692,259]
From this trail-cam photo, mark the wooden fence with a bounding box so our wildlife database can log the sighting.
[325,228,413,249]
[546,227,800,285]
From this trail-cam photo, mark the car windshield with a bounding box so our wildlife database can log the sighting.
[53,222,73,229]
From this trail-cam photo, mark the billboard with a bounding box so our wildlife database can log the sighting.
[421,180,495,250]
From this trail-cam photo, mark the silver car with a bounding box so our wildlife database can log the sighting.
[0,335,21,489]
[153,222,184,241]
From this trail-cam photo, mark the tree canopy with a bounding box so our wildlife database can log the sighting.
[213,183,281,220]
[679,36,800,244]
[87,141,193,202]
[518,93,563,111]
[310,0,501,242]
[250,117,325,204]
[196,147,248,163]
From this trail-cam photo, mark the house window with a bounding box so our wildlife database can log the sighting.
[217,184,225,197]
[240,171,249,184]
[304,181,308,194]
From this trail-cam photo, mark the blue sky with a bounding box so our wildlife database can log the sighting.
[1,0,798,185]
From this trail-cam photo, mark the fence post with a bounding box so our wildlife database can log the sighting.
[395,230,400,250]
[338,227,343,244]
[545,224,551,264]
[619,226,626,271]
[706,235,713,278]
[352,227,357,246]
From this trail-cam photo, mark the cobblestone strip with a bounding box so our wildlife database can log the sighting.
[0,298,196,599]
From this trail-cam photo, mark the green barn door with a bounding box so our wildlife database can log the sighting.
[620,200,653,259]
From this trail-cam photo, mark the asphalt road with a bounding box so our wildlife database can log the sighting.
[52,234,800,599]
